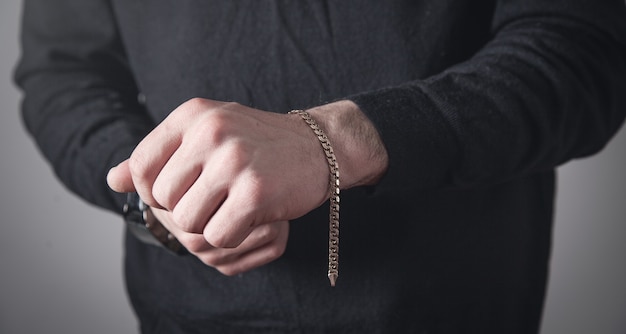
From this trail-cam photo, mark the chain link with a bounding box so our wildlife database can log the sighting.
[289,110,340,287]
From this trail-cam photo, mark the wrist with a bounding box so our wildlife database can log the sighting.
[306,100,388,189]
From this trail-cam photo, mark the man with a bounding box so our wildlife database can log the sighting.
[15,0,626,333]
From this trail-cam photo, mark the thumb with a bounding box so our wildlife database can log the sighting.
[107,160,136,193]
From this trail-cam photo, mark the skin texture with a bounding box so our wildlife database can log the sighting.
[107,98,388,275]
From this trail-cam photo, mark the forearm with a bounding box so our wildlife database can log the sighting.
[305,100,389,190]
[350,1,626,192]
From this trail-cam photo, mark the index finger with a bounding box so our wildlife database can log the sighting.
[128,117,183,208]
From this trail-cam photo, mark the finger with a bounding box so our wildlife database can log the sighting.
[107,160,136,193]
[151,207,214,253]
[171,169,229,234]
[215,221,289,276]
[132,98,225,211]
[175,231,215,254]
[202,189,259,249]
[151,144,203,211]
[202,172,281,249]
[199,221,285,266]
[128,122,183,208]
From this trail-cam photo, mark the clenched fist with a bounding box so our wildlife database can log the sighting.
[108,97,387,274]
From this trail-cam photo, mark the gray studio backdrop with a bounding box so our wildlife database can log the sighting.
[1,1,624,333]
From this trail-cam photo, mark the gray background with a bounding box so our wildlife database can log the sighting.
[1,1,624,333]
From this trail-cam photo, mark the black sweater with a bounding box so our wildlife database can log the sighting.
[16,0,626,333]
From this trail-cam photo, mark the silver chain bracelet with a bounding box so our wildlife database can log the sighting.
[289,110,340,287]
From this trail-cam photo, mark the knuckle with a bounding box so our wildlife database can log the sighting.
[205,234,227,248]
[187,97,206,105]
[256,224,276,241]
[199,253,222,267]
[221,141,250,171]
[188,112,231,148]
[205,232,237,249]
[172,209,202,233]
[172,98,211,122]
[185,97,211,111]
[240,186,282,226]
[186,243,204,254]
[151,182,175,210]
[204,116,230,144]
[176,234,204,253]
[127,150,152,182]
[268,242,287,260]
[222,101,243,110]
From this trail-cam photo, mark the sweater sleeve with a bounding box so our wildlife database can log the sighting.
[350,0,626,192]
[14,0,153,213]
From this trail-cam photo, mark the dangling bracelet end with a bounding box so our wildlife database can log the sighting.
[289,109,341,287]
[328,272,338,287]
